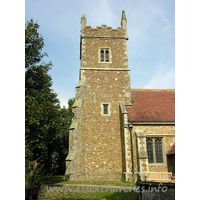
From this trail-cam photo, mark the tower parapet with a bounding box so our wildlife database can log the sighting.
[80,11,128,39]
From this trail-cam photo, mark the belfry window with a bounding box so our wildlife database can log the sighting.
[146,138,163,163]
[100,48,110,62]
[101,49,104,62]
[105,49,109,61]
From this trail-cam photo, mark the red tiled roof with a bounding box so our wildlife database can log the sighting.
[166,143,175,155]
[126,89,175,122]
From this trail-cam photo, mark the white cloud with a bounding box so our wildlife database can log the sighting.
[60,100,69,109]
[148,2,174,33]
[142,66,175,89]
[163,17,171,32]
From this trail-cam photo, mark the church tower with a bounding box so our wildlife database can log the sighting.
[65,11,132,181]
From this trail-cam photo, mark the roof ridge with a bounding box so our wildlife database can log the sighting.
[131,89,175,92]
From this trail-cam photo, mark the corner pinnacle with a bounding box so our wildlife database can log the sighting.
[121,10,127,22]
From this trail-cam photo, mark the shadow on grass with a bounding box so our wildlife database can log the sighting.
[103,190,139,200]
[39,175,65,184]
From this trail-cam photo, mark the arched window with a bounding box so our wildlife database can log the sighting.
[146,137,163,163]
[105,49,109,62]
[146,139,154,163]
[155,139,163,163]
[101,49,104,62]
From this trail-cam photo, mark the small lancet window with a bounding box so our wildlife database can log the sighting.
[105,49,109,62]
[101,49,104,62]
[103,104,108,114]
[101,103,111,116]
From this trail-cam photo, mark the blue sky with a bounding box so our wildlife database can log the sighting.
[25,0,175,108]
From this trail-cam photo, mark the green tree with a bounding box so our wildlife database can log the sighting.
[25,19,47,69]
[25,19,75,175]
[25,19,60,175]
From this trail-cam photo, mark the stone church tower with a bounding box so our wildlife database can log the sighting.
[65,11,132,181]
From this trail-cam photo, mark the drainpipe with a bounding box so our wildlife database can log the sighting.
[128,123,135,182]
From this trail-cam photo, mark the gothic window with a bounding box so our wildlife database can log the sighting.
[146,139,154,163]
[99,48,110,62]
[101,49,104,62]
[155,139,163,163]
[105,49,109,62]
[146,138,163,163]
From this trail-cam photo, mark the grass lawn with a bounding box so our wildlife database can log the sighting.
[38,185,139,200]
[58,180,136,187]
[38,176,139,200]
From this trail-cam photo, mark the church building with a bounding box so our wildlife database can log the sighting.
[65,11,175,182]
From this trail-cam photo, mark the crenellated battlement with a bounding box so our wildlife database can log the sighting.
[81,11,128,39]
[85,24,123,30]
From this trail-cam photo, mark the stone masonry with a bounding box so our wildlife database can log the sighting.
[65,11,132,181]
[122,124,175,181]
